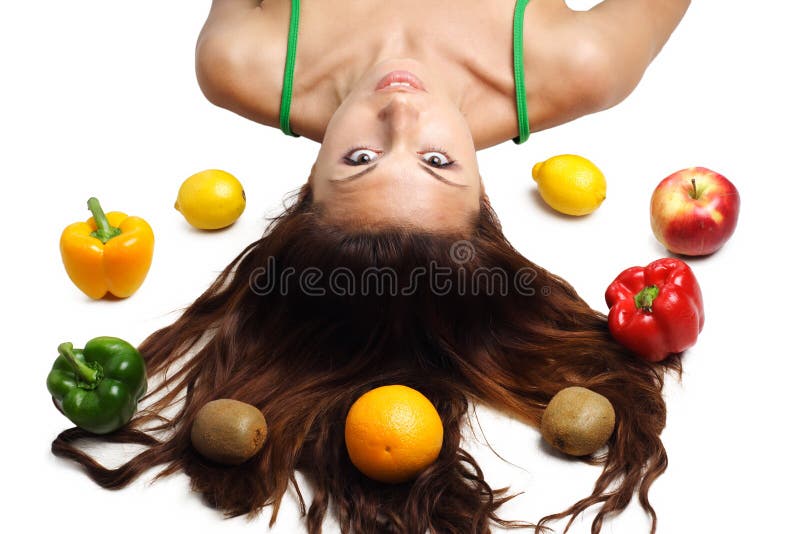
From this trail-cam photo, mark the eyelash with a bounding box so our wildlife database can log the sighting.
[342,146,457,168]
[341,146,375,166]
[424,146,457,168]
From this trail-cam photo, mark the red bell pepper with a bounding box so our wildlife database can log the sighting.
[604,258,704,362]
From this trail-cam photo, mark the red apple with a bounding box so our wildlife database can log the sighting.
[650,167,740,256]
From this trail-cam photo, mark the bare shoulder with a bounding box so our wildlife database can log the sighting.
[195,1,292,127]
[523,0,690,133]
[523,1,617,132]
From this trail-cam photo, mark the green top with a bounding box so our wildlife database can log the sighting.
[512,0,531,144]
[279,0,301,137]
[279,0,532,144]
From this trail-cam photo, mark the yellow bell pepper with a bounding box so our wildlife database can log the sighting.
[60,197,154,299]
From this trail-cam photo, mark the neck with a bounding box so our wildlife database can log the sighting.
[293,42,474,140]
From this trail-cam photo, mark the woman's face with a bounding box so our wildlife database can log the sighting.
[311,59,482,231]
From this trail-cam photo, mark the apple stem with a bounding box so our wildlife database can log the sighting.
[690,178,698,200]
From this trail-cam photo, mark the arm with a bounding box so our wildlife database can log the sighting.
[195,0,285,128]
[205,0,262,17]
[578,0,692,106]
[526,0,691,132]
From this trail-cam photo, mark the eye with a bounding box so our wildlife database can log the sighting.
[420,150,455,168]
[344,148,380,166]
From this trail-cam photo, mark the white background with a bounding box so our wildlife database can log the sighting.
[2,1,798,533]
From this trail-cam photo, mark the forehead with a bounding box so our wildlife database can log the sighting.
[316,171,479,231]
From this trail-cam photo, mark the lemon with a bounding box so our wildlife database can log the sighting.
[175,169,246,230]
[532,155,606,216]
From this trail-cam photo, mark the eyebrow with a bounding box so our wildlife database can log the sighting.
[331,162,466,188]
[335,164,379,183]
[418,164,467,188]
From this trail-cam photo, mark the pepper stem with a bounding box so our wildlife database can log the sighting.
[87,197,122,244]
[58,342,103,389]
[634,285,660,312]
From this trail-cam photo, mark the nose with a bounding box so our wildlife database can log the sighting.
[378,95,420,140]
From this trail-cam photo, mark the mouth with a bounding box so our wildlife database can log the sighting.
[375,70,427,93]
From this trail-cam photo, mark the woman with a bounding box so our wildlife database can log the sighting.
[52,1,691,533]
[192,0,689,229]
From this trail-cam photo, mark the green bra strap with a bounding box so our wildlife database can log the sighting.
[279,0,301,137]
[512,0,530,144]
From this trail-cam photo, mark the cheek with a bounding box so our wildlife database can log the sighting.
[325,93,373,137]
[447,106,476,143]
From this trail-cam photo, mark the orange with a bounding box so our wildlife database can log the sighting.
[344,385,444,484]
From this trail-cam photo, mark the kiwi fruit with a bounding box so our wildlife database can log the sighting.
[190,398,268,465]
[540,386,615,457]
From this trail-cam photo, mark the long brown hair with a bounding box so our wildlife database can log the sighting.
[52,184,680,534]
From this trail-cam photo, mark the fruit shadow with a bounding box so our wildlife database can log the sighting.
[74,293,123,303]
[184,222,239,235]
[535,435,571,460]
[528,188,598,221]
[646,235,720,264]
[535,435,604,464]
[80,293,137,303]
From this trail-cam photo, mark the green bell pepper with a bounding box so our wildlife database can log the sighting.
[46,336,147,434]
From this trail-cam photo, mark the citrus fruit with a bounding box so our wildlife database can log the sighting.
[532,154,606,216]
[175,169,246,229]
[345,385,443,484]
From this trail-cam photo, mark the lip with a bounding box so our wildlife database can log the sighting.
[375,70,427,93]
